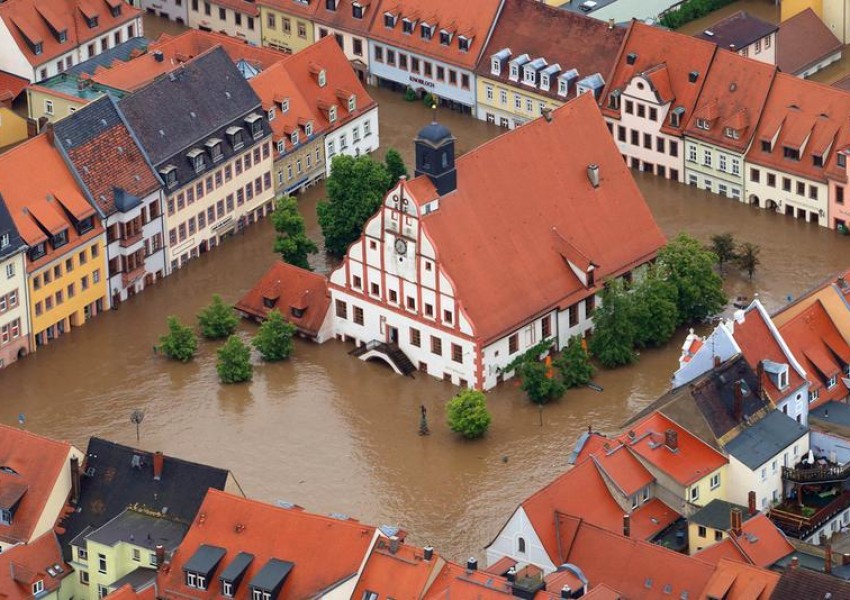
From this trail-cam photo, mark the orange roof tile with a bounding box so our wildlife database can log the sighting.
[591,444,654,496]
[423,561,530,600]
[702,558,780,600]
[626,412,728,487]
[0,134,103,272]
[746,73,850,184]
[693,514,793,569]
[368,0,503,70]
[0,426,73,545]
[581,584,623,599]
[403,92,665,344]
[778,8,843,76]
[0,533,71,600]
[684,49,776,152]
[353,539,441,600]
[235,261,330,337]
[312,0,378,36]
[0,70,29,102]
[105,584,157,600]
[157,489,377,599]
[601,21,717,136]
[0,0,140,68]
[779,300,850,407]
[694,537,748,565]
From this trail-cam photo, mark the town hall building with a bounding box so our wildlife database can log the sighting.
[328,93,666,390]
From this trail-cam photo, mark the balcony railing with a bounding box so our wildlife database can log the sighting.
[783,463,850,484]
[768,491,850,538]
[118,231,143,248]
[121,264,146,288]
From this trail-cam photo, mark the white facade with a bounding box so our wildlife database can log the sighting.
[323,106,380,175]
[683,137,745,201]
[727,434,809,512]
[575,0,678,25]
[315,24,369,75]
[104,190,167,304]
[732,31,776,66]
[744,161,829,226]
[0,17,142,82]
[607,75,684,181]
[142,0,189,24]
[810,429,850,466]
[187,0,260,45]
[0,248,30,369]
[485,507,556,574]
[796,50,843,79]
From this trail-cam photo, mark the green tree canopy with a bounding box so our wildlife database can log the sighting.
[736,242,761,280]
[657,233,727,325]
[216,335,253,384]
[588,281,637,368]
[446,389,492,439]
[555,336,595,388]
[384,148,409,185]
[317,154,391,256]
[630,269,680,349]
[709,232,737,275]
[252,309,296,361]
[197,294,239,340]
[272,195,317,270]
[158,316,197,362]
[518,360,566,405]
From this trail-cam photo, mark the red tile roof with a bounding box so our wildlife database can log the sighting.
[353,539,442,600]
[732,301,807,401]
[555,514,715,600]
[590,443,654,496]
[746,73,850,184]
[779,300,850,408]
[684,49,776,152]
[0,0,140,68]
[0,134,101,273]
[0,533,71,600]
[249,35,377,150]
[0,70,29,104]
[422,561,560,600]
[157,489,377,599]
[405,92,665,344]
[601,21,717,136]
[235,261,330,338]
[91,30,289,92]
[701,558,780,600]
[693,514,793,569]
[474,0,626,102]
[368,0,503,70]
[694,536,747,565]
[105,585,156,600]
[313,0,378,35]
[0,426,73,545]
[778,8,843,76]
[626,412,727,487]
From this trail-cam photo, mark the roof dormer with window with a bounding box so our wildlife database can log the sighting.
[508,54,529,82]
[245,113,264,139]
[352,1,364,19]
[402,17,415,34]
[183,545,226,593]
[557,69,578,98]
[159,165,177,188]
[491,48,511,76]
[384,12,398,28]
[420,22,434,41]
[439,29,452,46]
[324,0,337,11]
[205,138,223,162]
[187,148,206,173]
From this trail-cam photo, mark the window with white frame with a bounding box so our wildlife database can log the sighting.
[718,154,727,172]
[318,70,326,87]
[44,99,54,115]
[688,145,697,162]
[696,118,710,130]
[268,107,276,120]
[281,98,290,112]
[558,79,567,96]
[828,375,838,389]
[703,149,712,167]
[710,472,720,490]
[305,122,313,136]
[277,140,284,154]
[348,96,357,111]
[291,131,299,146]
[509,64,519,80]
[690,486,699,501]
[491,57,500,75]
[329,106,337,122]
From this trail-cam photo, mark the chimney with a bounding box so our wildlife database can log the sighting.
[587,164,600,188]
[826,544,833,575]
[623,514,631,538]
[733,380,744,423]
[688,71,699,83]
[748,491,757,516]
[45,121,54,144]
[153,451,164,481]
[608,18,614,30]
[756,361,764,399]
[713,354,721,368]
[155,544,165,568]
[423,546,434,561]
[506,567,516,583]
[153,50,164,62]
[730,507,743,538]
[467,557,478,571]
[542,107,553,122]
[561,586,572,599]
[70,456,81,504]
[665,428,678,451]
[790,556,799,571]
[389,535,400,554]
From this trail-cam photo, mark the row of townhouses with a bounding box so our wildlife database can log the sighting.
[1,421,842,599]
[0,33,378,369]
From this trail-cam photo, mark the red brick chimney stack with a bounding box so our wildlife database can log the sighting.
[153,451,164,481]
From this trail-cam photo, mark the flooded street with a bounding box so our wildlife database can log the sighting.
[3,87,850,561]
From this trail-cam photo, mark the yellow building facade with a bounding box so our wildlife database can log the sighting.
[476,75,564,129]
[259,1,316,54]
[781,0,822,21]
[27,85,93,124]
[0,106,27,149]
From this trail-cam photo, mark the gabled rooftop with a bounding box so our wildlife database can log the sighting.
[702,558,780,600]
[778,8,843,76]
[724,410,808,470]
[0,532,71,600]
[695,11,778,52]
[312,0,379,34]
[694,513,793,569]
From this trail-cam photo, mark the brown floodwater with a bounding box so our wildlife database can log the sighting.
[3,87,850,562]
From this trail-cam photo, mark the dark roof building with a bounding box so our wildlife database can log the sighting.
[724,410,808,470]
[695,11,778,54]
[690,499,755,531]
[64,37,151,77]
[0,193,25,261]
[778,8,843,77]
[771,566,850,598]
[57,437,240,559]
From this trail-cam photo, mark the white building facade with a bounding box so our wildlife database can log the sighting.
[323,103,379,175]
[0,246,30,369]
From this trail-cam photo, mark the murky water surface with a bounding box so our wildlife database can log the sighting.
[3,86,850,560]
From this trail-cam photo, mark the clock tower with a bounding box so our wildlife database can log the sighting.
[414,118,457,196]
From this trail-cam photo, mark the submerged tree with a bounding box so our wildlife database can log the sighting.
[709,232,737,275]
[272,195,317,270]
[588,281,637,368]
[384,148,409,185]
[736,242,761,280]
[446,389,492,439]
[630,269,680,349]
[555,336,595,388]
[252,309,296,361]
[657,233,727,325]
[158,316,198,362]
[217,335,253,384]
[197,294,239,340]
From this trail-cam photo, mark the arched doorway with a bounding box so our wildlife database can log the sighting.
[765,199,778,211]
[749,195,760,207]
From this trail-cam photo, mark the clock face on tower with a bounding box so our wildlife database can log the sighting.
[394,238,407,255]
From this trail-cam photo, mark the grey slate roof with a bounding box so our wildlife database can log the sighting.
[184,544,227,576]
[108,567,156,592]
[689,499,754,531]
[0,194,25,261]
[85,508,189,551]
[219,552,254,583]
[810,401,850,428]
[724,410,808,470]
[66,37,151,77]
[250,558,293,592]
[55,94,124,150]
[119,46,264,166]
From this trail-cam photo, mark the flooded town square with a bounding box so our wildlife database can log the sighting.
[3,87,850,561]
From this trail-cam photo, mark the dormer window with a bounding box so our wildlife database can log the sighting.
[0,233,9,249]
[206,139,223,162]
[58,29,67,43]
[420,23,433,40]
[439,30,451,46]
[725,127,740,140]
[51,229,68,249]
[263,296,276,309]
[491,57,501,75]
[509,64,519,81]
[814,155,824,167]
[33,42,43,55]
[348,96,356,112]
[402,18,414,34]
[352,3,363,18]
[268,107,276,120]
[384,13,397,28]
[325,0,335,10]
[779,369,788,389]
[761,140,771,152]
[696,118,710,130]
[291,306,305,318]
[32,581,44,595]
[110,4,121,16]
[277,140,284,154]
[281,98,290,113]
[670,107,684,128]
[523,67,536,85]
[558,79,568,96]
[458,36,471,52]
[86,16,98,28]
[160,165,177,188]
[828,374,838,389]
[226,126,244,150]
[608,90,620,110]
[28,243,46,261]
[318,70,326,87]
[839,153,847,168]
[188,148,206,172]
[290,131,299,145]
[245,113,263,138]
[329,106,337,122]
[540,73,550,90]
[77,216,94,235]
[783,146,800,161]
[304,122,313,136]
